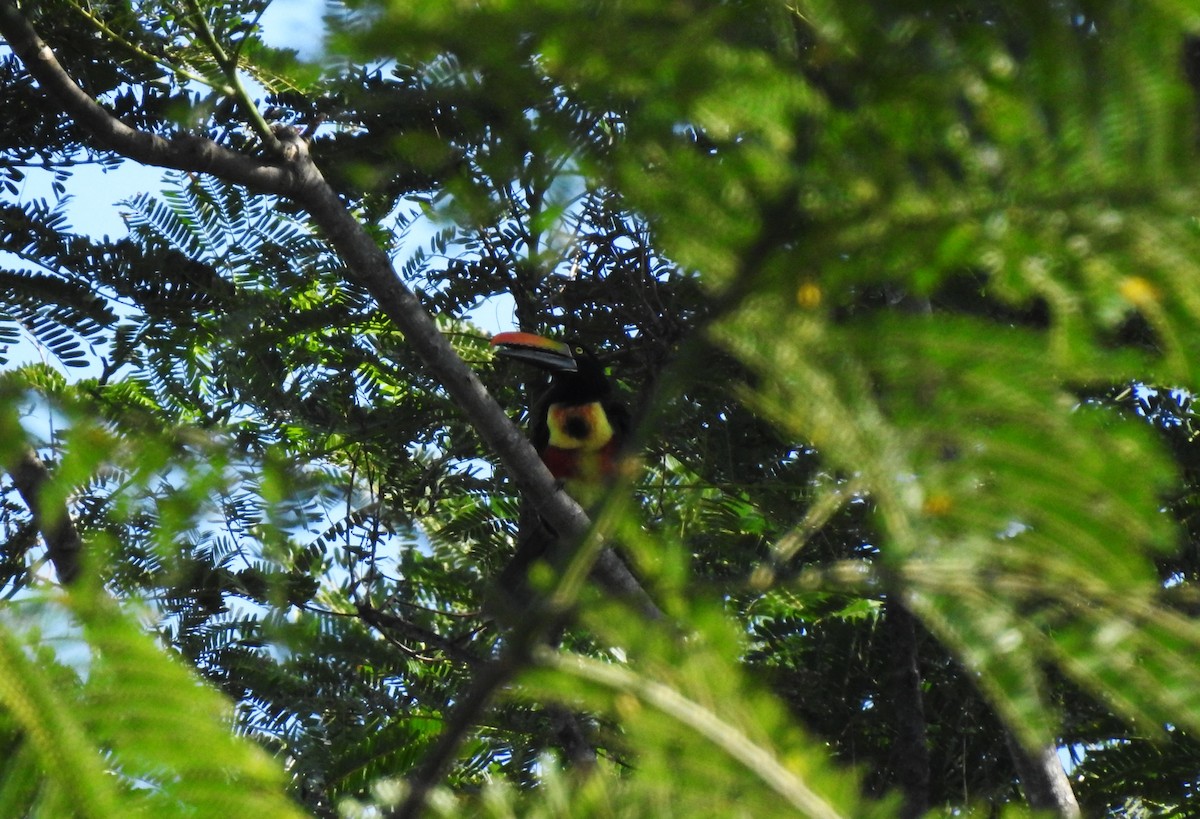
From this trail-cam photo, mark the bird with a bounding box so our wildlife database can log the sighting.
[490,331,631,589]
[489,332,634,768]
[491,331,630,506]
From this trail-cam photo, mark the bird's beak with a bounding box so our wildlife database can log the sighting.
[491,332,578,373]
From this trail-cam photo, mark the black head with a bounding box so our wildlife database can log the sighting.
[492,332,612,403]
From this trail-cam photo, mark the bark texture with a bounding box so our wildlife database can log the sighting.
[1006,732,1082,818]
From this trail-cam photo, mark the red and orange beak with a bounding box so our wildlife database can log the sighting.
[491,331,578,373]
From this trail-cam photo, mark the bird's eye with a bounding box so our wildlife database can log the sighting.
[574,346,584,355]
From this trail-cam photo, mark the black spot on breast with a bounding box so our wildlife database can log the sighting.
[564,416,591,440]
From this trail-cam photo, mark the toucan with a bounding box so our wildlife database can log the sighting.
[491,331,631,508]
[490,331,631,595]
[491,332,636,765]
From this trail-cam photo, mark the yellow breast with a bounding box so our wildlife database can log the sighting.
[546,402,614,451]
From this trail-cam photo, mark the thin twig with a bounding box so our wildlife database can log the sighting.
[392,651,522,818]
[540,647,848,819]
[64,0,233,93]
[180,0,279,151]
[354,602,485,666]
[750,476,866,590]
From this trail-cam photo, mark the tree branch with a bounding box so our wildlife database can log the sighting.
[179,0,280,150]
[0,0,659,608]
[1005,732,1082,819]
[8,448,81,584]
[392,641,525,818]
[0,1,298,192]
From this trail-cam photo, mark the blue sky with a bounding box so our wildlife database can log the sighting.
[19,0,328,239]
[258,0,327,59]
[6,0,515,378]
[1,0,341,373]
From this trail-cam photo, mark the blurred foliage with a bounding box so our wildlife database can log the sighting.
[1,0,1200,816]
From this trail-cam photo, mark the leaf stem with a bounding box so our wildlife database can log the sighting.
[539,647,847,819]
[64,0,233,94]
[180,0,280,152]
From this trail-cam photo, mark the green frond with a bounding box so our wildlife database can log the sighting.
[14,0,1200,814]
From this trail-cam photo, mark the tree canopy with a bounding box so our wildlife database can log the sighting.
[2,0,1200,816]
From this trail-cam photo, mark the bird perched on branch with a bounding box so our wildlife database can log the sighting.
[490,331,631,590]
[491,331,630,503]
[489,330,634,768]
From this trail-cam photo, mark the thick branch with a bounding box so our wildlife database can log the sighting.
[1005,732,1081,819]
[0,0,657,611]
[0,1,298,194]
[8,448,81,584]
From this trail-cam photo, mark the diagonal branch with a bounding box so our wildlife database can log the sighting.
[8,448,81,584]
[1005,732,1082,819]
[540,647,847,819]
[179,0,279,150]
[0,0,658,611]
[0,1,295,192]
